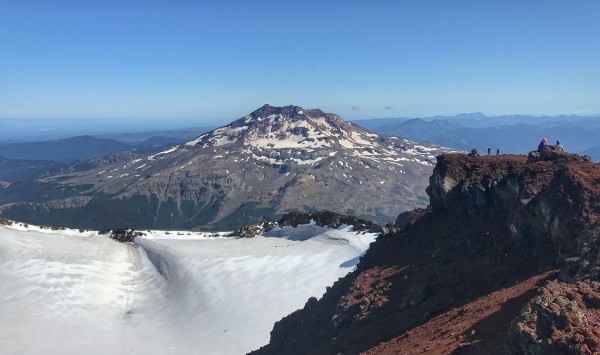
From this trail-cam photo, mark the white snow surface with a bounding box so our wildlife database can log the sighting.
[0,222,376,355]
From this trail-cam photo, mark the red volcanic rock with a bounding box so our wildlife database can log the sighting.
[251,154,600,355]
[527,145,591,164]
[511,280,600,354]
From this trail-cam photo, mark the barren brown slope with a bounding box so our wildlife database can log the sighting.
[361,271,557,354]
[251,151,600,355]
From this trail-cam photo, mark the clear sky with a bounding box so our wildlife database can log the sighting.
[1,0,599,124]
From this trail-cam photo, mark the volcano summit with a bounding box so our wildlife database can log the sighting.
[0,105,452,230]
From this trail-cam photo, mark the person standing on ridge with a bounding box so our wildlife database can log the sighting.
[487,147,491,155]
[496,148,500,156]
[538,138,547,152]
[556,140,564,151]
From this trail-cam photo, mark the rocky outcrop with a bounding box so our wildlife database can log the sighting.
[227,221,278,238]
[278,211,383,233]
[511,280,600,354]
[527,145,591,164]
[0,218,13,226]
[424,153,600,353]
[393,208,428,230]
[251,153,600,355]
[427,154,600,277]
[99,229,146,243]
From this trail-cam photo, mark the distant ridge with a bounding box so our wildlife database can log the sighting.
[0,135,130,163]
[352,113,600,159]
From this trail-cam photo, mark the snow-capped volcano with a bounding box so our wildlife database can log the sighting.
[188,104,380,151]
[0,105,454,230]
[160,104,437,173]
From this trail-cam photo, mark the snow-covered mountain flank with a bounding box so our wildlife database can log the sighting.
[0,105,453,230]
[0,218,376,354]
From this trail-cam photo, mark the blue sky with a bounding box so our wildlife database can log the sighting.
[1,0,599,124]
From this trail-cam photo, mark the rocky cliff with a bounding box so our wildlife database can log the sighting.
[251,152,600,354]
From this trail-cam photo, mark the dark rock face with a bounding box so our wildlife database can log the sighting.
[426,154,600,278]
[393,208,428,230]
[251,154,600,355]
[99,229,146,243]
[227,221,278,238]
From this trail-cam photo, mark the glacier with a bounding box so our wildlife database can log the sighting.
[0,221,376,354]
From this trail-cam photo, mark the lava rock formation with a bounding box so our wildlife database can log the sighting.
[251,152,600,354]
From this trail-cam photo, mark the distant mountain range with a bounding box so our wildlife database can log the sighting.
[0,127,213,163]
[0,128,213,182]
[353,113,600,130]
[352,113,600,160]
[0,117,217,143]
[0,136,131,163]
[5,113,599,165]
[95,127,213,145]
[0,105,453,230]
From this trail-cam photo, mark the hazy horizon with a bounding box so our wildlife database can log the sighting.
[2,109,600,144]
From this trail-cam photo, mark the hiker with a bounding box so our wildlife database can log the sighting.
[487,147,491,155]
[538,138,547,152]
[496,148,500,156]
[556,140,564,151]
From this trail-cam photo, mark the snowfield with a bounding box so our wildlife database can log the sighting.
[0,222,376,355]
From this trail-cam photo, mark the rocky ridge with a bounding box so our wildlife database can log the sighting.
[0,105,453,230]
[251,150,600,354]
[97,210,383,240]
